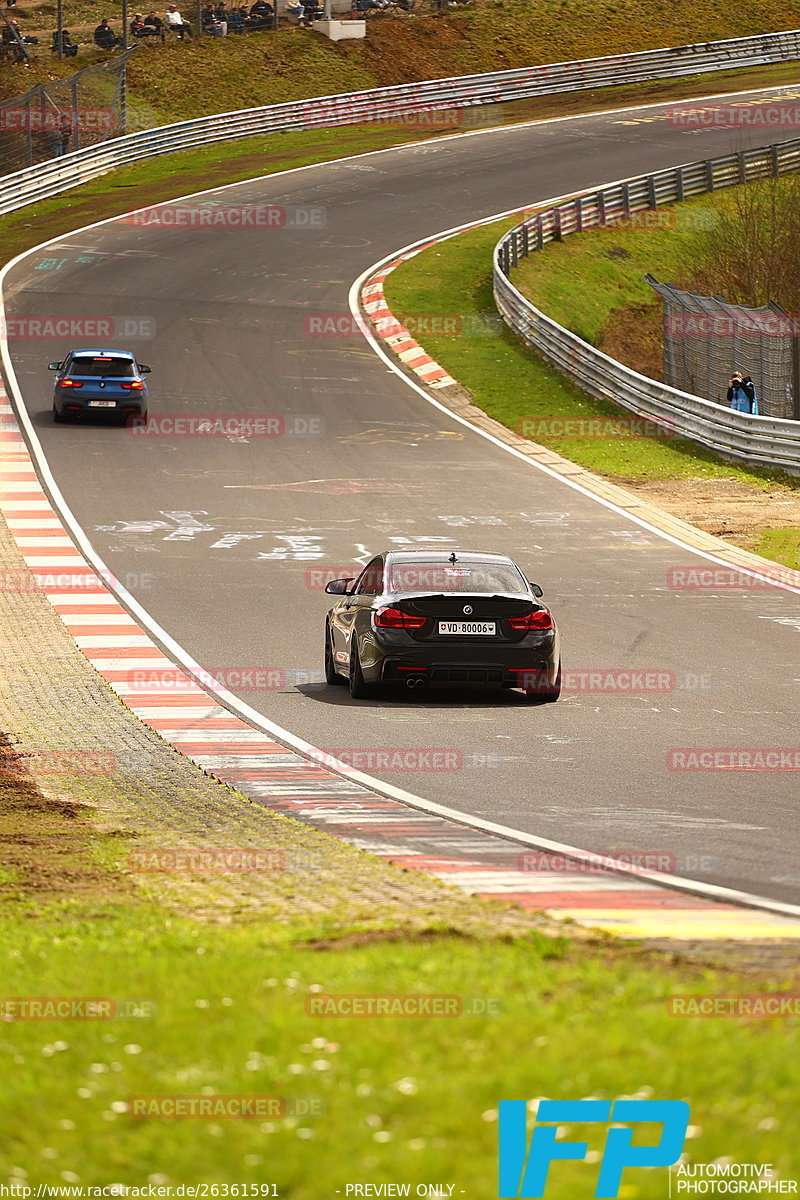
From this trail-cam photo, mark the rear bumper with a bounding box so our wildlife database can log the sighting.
[55,395,147,417]
[372,641,559,687]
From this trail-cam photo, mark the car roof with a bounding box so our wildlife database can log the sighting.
[68,349,137,359]
[382,549,519,563]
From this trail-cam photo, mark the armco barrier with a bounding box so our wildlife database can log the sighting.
[2,28,800,214]
[494,140,800,474]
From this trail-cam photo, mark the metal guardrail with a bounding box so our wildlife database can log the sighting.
[494,139,800,474]
[2,27,800,213]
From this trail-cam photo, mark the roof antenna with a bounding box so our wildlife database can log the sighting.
[448,552,458,564]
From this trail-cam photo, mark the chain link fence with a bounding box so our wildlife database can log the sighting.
[646,275,798,419]
[0,48,139,176]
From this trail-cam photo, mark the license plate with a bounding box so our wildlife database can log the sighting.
[88,400,117,408]
[438,621,495,636]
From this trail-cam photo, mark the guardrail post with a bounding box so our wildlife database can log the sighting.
[71,78,80,152]
[554,208,562,241]
[771,143,780,177]
[536,213,543,251]
[705,159,714,192]
[647,176,656,209]
[738,151,746,183]
[24,96,33,168]
[598,192,605,226]
[622,181,630,218]
[676,165,685,203]
[575,197,583,232]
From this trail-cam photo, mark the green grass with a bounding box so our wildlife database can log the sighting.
[753,527,800,568]
[1,900,798,1191]
[385,218,800,491]
[510,197,708,345]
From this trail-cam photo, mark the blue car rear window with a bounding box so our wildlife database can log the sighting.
[68,357,136,378]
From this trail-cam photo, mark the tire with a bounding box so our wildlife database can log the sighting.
[52,403,64,423]
[324,622,345,685]
[348,642,373,699]
[524,662,561,703]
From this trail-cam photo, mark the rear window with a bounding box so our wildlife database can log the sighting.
[68,356,136,378]
[387,560,527,594]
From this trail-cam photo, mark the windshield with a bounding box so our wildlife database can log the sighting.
[68,356,136,378]
[387,560,527,594]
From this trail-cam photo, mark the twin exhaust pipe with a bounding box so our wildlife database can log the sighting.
[405,676,427,689]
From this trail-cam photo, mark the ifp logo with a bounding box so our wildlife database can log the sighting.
[498,1099,690,1197]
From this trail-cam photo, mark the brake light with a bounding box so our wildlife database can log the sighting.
[374,606,427,630]
[121,381,144,390]
[508,609,553,631]
[60,379,83,388]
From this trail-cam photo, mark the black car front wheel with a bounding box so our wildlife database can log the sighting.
[348,642,374,699]
[324,622,345,686]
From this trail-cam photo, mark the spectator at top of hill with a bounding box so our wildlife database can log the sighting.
[144,9,165,35]
[165,5,193,37]
[52,27,79,54]
[248,0,274,22]
[94,18,119,48]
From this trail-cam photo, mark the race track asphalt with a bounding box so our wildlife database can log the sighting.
[5,87,800,902]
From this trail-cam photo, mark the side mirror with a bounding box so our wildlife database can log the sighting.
[531,583,543,598]
[324,577,353,595]
[138,364,152,374]
[48,361,62,371]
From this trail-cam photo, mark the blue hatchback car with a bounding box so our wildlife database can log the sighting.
[50,349,151,423]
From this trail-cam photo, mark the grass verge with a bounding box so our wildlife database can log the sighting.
[1,837,799,1189]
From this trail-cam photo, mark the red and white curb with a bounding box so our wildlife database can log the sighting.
[2,380,800,941]
[362,256,456,389]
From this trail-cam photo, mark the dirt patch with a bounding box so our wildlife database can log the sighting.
[615,475,800,553]
[0,734,135,905]
[599,301,663,381]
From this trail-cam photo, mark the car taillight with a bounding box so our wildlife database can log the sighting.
[121,381,144,390]
[508,609,553,631]
[374,606,427,630]
[60,379,83,388]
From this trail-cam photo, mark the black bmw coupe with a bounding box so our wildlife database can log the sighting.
[324,549,560,701]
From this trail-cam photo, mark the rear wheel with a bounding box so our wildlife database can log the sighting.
[348,642,373,699]
[52,403,64,423]
[324,622,345,685]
